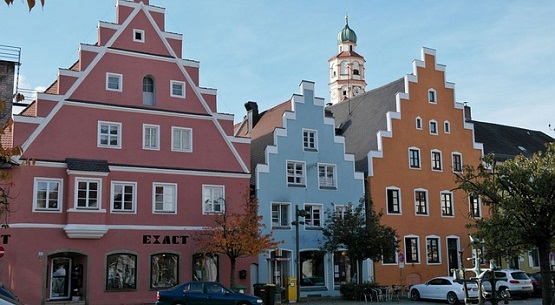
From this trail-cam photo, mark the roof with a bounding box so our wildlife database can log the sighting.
[327,78,405,173]
[66,158,110,172]
[471,120,555,161]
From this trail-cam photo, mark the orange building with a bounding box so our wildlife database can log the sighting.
[329,45,485,286]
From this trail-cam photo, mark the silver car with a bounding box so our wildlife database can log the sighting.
[479,269,533,298]
[409,276,479,304]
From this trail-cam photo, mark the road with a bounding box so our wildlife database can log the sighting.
[299,297,544,305]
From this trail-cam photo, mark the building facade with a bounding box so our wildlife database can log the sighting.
[2,1,252,304]
[236,81,365,298]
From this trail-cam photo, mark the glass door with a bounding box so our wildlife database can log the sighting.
[50,257,71,299]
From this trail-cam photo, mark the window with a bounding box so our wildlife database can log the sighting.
[192,253,219,282]
[334,205,347,219]
[444,121,451,133]
[469,194,481,218]
[106,73,122,91]
[153,183,177,213]
[34,178,62,211]
[300,251,325,286]
[382,238,398,264]
[441,192,453,216]
[143,124,160,150]
[452,153,463,173]
[76,178,101,209]
[303,129,317,151]
[50,257,71,299]
[386,188,401,214]
[98,121,121,148]
[428,89,437,103]
[143,75,155,105]
[409,148,421,169]
[318,163,336,189]
[415,190,428,215]
[405,236,420,263]
[426,237,440,264]
[203,185,224,214]
[133,29,145,42]
[151,253,178,289]
[431,150,442,171]
[170,80,186,98]
[287,161,305,186]
[528,248,540,268]
[429,120,438,135]
[416,117,422,130]
[333,251,356,284]
[111,182,136,212]
[304,204,322,227]
[172,127,192,152]
[271,202,290,228]
[106,253,137,290]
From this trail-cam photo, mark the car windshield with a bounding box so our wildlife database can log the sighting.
[511,272,529,280]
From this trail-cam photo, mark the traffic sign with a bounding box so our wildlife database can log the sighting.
[0,245,5,259]
[398,252,405,263]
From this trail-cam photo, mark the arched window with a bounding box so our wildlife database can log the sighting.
[143,75,155,106]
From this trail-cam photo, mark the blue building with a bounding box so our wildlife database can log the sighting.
[236,81,365,298]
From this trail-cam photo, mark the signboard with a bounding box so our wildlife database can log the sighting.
[398,252,405,268]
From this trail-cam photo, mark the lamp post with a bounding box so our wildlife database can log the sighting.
[292,204,307,302]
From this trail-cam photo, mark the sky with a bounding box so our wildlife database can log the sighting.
[3,0,555,134]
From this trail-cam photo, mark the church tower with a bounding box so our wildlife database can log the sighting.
[328,16,366,104]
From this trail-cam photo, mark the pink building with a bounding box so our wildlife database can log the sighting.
[2,1,253,304]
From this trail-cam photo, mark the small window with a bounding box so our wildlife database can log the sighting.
[416,117,422,130]
[34,178,63,211]
[170,80,186,98]
[143,124,160,150]
[304,204,322,227]
[334,205,347,219]
[469,194,481,218]
[153,183,177,213]
[98,121,122,148]
[353,69,360,76]
[133,29,145,42]
[143,75,156,106]
[287,161,306,186]
[172,127,192,152]
[409,148,421,169]
[271,202,290,228]
[452,153,463,173]
[428,89,437,103]
[106,73,123,92]
[444,121,451,134]
[431,150,442,171]
[440,192,453,216]
[426,237,440,264]
[415,190,428,215]
[429,120,438,135]
[302,129,317,151]
[318,163,336,189]
[405,236,420,263]
[203,185,224,214]
[111,182,136,212]
[386,188,401,214]
[76,178,101,210]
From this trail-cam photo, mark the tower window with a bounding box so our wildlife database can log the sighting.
[353,69,359,76]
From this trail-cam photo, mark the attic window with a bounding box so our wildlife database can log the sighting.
[133,29,145,42]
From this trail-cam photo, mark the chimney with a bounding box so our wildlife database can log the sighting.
[464,103,472,121]
[244,101,259,132]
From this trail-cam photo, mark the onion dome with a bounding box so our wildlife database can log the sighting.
[337,15,357,44]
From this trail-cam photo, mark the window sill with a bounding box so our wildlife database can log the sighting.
[287,184,306,188]
[272,226,292,230]
[319,186,337,190]
[303,148,318,152]
[67,208,107,213]
[305,226,322,231]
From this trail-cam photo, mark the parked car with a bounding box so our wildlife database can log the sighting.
[409,276,479,305]
[479,269,533,298]
[527,272,555,296]
[0,284,19,305]
[155,281,263,305]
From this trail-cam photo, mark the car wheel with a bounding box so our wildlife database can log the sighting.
[498,288,510,299]
[447,291,459,305]
[410,289,420,301]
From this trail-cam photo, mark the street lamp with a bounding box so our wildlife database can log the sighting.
[292,204,307,302]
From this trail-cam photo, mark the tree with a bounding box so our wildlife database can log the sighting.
[320,200,397,284]
[193,190,281,287]
[455,143,555,305]
[4,0,44,11]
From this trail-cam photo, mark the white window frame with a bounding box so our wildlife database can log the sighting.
[304,204,322,228]
[428,88,437,104]
[528,248,540,268]
[170,80,186,98]
[429,120,438,135]
[426,235,441,264]
[408,147,421,169]
[111,181,137,213]
[452,152,463,173]
[75,178,102,210]
[133,29,145,42]
[444,120,451,134]
[171,127,192,152]
[431,149,443,171]
[286,160,306,186]
[98,121,122,149]
[153,183,177,214]
[318,163,337,189]
[469,194,482,218]
[414,189,428,216]
[202,185,225,214]
[302,129,318,151]
[271,202,290,228]
[143,124,160,150]
[386,187,402,214]
[334,204,347,219]
[405,235,420,264]
[106,73,123,92]
[33,178,63,212]
[440,191,454,217]
[415,117,423,130]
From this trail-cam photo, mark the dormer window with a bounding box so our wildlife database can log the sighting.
[133,29,145,42]
[428,89,437,104]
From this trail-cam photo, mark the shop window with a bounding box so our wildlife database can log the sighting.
[106,253,137,291]
[300,251,325,286]
[192,253,219,282]
[333,251,356,285]
[50,257,71,300]
[151,253,179,289]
